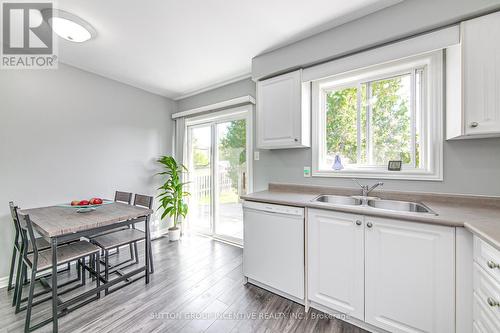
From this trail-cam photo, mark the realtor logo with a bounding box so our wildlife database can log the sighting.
[1,1,57,69]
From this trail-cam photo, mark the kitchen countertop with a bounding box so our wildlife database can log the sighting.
[241,183,500,251]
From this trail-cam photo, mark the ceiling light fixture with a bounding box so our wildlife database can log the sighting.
[42,9,96,43]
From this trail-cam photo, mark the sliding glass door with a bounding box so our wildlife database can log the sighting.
[186,124,212,235]
[186,106,252,245]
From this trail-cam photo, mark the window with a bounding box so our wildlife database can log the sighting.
[312,51,443,180]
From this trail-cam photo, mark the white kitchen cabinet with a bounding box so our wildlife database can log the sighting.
[473,236,500,332]
[256,69,310,149]
[307,209,365,321]
[447,11,500,139]
[364,217,455,333]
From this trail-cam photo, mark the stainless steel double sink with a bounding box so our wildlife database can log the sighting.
[313,195,436,215]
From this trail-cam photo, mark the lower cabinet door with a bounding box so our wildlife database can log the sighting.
[364,217,455,333]
[308,209,365,321]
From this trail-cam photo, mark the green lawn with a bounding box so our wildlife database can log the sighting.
[198,190,239,205]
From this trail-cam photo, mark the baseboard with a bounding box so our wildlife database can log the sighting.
[246,277,304,305]
[0,275,10,290]
[308,301,389,333]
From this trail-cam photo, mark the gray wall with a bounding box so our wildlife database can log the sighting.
[177,1,500,197]
[252,0,500,79]
[0,64,175,281]
[176,78,256,111]
[178,79,500,197]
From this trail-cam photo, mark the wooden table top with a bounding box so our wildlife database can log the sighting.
[20,202,153,238]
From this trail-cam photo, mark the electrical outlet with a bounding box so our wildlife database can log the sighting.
[254,152,260,161]
[303,166,311,177]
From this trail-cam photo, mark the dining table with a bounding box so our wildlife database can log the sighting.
[19,201,153,333]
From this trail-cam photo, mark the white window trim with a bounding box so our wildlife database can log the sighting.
[311,50,443,181]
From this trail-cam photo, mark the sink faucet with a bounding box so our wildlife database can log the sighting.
[352,179,384,197]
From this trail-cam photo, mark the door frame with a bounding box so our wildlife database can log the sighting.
[185,104,253,245]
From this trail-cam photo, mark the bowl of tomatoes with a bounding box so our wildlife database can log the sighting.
[60,197,112,213]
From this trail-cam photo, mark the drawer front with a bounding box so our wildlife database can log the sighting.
[474,236,500,283]
[473,262,500,327]
[473,293,500,333]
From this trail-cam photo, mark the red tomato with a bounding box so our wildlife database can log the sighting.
[79,200,90,206]
[89,198,103,205]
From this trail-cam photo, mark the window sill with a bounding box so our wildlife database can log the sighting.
[312,169,443,181]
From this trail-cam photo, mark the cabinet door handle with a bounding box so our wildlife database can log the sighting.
[487,260,500,269]
[294,138,298,142]
[355,220,362,226]
[470,122,479,128]
[366,222,373,228]
[487,297,499,307]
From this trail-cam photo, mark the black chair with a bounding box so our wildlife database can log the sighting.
[15,211,101,332]
[115,191,133,204]
[91,191,133,256]
[8,201,81,307]
[7,202,51,306]
[90,194,154,294]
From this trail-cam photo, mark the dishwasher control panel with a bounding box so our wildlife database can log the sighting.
[243,200,304,216]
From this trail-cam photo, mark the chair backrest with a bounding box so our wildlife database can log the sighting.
[9,201,22,246]
[115,191,133,204]
[133,194,153,209]
[16,212,39,261]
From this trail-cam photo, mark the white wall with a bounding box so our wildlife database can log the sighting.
[0,64,175,281]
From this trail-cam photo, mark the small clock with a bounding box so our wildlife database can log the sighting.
[388,160,402,171]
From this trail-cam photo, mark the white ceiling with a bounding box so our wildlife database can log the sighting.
[54,0,401,99]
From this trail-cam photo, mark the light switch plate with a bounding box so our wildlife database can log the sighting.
[303,166,311,177]
[254,152,260,161]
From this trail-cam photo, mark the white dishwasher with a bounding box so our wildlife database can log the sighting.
[243,200,305,302]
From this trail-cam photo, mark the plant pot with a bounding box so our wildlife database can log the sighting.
[168,227,181,241]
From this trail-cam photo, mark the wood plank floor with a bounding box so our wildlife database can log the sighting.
[1,235,368,333]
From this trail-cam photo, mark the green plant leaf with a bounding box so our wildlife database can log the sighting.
[156,155,190,227]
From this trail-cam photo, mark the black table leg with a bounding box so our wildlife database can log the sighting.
[51,237,58,333]
[145,215,150,284]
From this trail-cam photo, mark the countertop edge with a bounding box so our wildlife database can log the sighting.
[241,192,500,251]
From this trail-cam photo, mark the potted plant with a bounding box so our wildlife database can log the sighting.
[157,156,189,241]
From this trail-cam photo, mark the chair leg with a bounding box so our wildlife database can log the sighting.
[129,243,134,261]
[90,255,94,281]
[12,249,24,306]
[133,242,139,265]
[24,265,37,333]
[81,257,86,286]
[91,255,95,279]
[104,250,109,296]
[88,256,91,280]
[15,263,27,313]
[23,267,28,285]
[8,246,18,291]
[77,258,81,281]
[149,243,154,274]
[96,253,101,299]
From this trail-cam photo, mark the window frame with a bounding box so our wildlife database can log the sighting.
[311,51,443,181]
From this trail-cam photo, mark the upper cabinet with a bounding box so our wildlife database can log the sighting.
[447,11,500,139]
[256,70,310,149]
